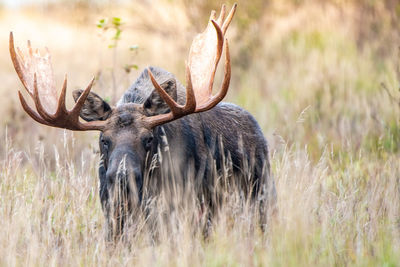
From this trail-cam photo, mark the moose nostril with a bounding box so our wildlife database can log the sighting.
[117,169,128,183]
[106,169,128,185]
[106,171,114,185]
[134,169,142,180]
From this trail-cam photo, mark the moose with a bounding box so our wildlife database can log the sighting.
[10,4,276,240]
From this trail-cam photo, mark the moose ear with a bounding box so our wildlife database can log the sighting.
[72,90,112,122]
[143,78,178,116]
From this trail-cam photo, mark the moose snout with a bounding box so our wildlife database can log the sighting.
[106,152,141,184]
[106,166,142,186]
[105,148,144,203]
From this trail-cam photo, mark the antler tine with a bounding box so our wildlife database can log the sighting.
[10,32,29,95]
[147,66,196,116]
[71,77,95,116]
[208,19,224,94]
[145,63,197,128]
[222,3,237,34]
[148,69,181,115]
[56,75,68,114]
[210,10,217,21]
[184,63,196,113]
[217,4,226,25]
[197,39,230,112]
[18,91,51,126]
[27,40,33,57]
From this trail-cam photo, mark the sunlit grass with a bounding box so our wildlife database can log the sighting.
[0,0,399,266]
[1,134,398,266]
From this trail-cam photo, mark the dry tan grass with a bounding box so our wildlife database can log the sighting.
[0,0,399,266]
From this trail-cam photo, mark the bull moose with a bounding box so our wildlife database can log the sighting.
[10,4,276,240]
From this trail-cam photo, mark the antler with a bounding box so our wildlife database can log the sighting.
[9,32,106,131]
[145,3,236,128]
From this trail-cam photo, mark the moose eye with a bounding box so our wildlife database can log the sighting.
[143,135,154,151]
[101,138,110,151]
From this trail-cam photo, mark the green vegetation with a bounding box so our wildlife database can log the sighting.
[97,16,139,103]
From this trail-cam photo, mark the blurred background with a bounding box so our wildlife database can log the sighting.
[0,0,399,164]
[0,1,399,265]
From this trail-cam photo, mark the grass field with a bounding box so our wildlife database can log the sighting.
[0,0,399,266]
